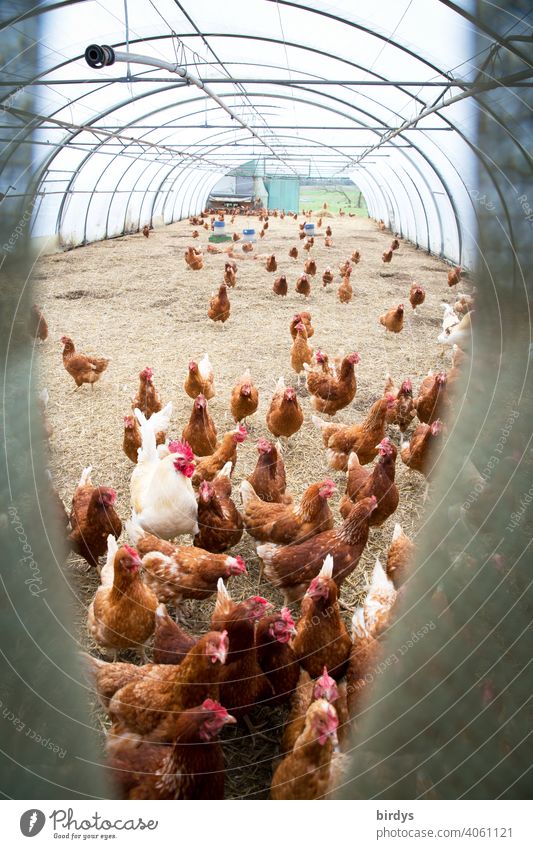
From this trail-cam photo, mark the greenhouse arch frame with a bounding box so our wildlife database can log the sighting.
[0,0,531,273]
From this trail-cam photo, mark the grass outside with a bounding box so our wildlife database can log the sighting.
[299,184,368,214]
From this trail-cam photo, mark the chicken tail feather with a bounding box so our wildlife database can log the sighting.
[148,401,173,436]
[318,553,334,579]
[198,352,212,381]
[216,461,232,481]
[80,651,107,684]
[79,465,92,487]
[347,451,361,470]
[126,518,146,547]
[392,522,403,542]
[257,543,282,585]
[370,556,389,590]
[100,535,118,587]
[136,408,157,463]
[240,479,258,509]
[351,606,368,640]
[213,577,232,621]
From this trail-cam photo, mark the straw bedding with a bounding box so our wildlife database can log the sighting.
[35,211,465,798]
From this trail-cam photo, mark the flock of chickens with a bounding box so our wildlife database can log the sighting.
[33,205,474,800]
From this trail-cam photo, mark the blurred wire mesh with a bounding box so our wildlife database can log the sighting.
[338,0,533,801]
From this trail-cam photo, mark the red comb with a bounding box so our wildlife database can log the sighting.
[316,666,336,691]
[168,440,194,461]
[201,698,226,713]
[234,425,248,442]
[279,607,295,628]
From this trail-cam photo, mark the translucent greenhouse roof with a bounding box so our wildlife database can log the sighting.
[1,0,532,262]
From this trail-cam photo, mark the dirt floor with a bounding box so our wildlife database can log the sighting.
[35,211,468,798]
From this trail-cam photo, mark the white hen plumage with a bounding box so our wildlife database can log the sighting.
[130,413,198,540]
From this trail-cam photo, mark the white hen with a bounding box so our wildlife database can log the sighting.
[440,302,460,332]
[437,311,472,348]
[130,413,198,539]
[132,402,173,461]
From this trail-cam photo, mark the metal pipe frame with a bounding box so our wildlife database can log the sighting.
[91,47,298,177]
[4,26,529,189]
[2,26,527,179]
[45,85,484,259]
[2,0,531,69]
[0,0,525,264]
[37,81,488,264]
[2,21,531,182]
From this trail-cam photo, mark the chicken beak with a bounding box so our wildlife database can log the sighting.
[213,647,227,665]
